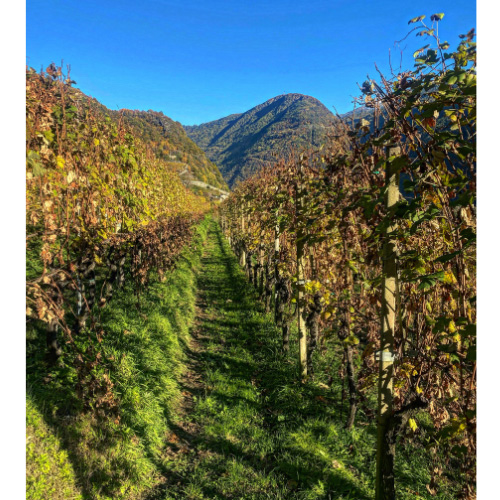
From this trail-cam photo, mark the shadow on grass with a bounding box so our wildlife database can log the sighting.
[28,220,438,500]
[26,222,210,499]
[155,222,372,499]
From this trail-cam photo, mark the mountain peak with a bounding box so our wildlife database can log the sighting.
[184,94,335,188]
[269,92,319,102]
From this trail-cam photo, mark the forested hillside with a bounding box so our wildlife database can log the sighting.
[57,81,228,196]
[184,93,336,187]
[112,109,228,192]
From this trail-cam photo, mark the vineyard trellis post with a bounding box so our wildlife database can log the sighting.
[375,144,401,500]
[274,211,280,318]
[259,245,265,296]
[274,209,289,350]
[341,221,357,429]
[296,157,308,378]
[240,205,246,268]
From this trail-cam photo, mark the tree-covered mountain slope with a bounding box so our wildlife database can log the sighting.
[66,85,228,195]
[184,93,336,187]
[112,109,228,192]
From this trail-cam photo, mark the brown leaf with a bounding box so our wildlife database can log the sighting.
[426,484,437,496]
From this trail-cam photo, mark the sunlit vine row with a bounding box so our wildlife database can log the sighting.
[220,20,476,498]
[26,65,209,411]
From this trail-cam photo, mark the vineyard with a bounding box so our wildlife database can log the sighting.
[219,22,476,500]
[26,64,213,498]
[26,14,476,500]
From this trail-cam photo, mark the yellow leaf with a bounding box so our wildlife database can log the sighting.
[343,334,360,346]
[416,386,423,394]
[443,271,457,285]
[94,138,100,146]
[408,418,418,432]
[56,155,65,168]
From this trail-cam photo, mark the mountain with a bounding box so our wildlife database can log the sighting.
[112,109,229,193]
[184,93,337,187]
[67,85,229,197]
[340,106,377,128]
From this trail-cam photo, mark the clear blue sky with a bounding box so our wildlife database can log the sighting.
[26,1,475,125]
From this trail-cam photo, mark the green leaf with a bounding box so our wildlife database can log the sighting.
[42,130,55,143]
[416,270,446,290]
[343,335,360,346]
[460,228,476,248]
[409,205,441,235]
[27,151,46,177]
[388,155,407,172]
[434,251,461,264]
[462,324,476,338]
[466,345,476,361]
[437,343,457,354]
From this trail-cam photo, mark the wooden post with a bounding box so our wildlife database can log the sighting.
[375,144,401,500]
[274,214,289,350]
[240,206,246,268]
[296,159,308,378]
[259,245,265,296]
[246,203,253,280]
[275,216,280,312]
[341,228,357,429]
[274,214,282,324]
[274,216,280,315]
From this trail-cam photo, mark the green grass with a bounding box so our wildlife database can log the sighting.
[155,221,463,500]
[26,398,83,500]
[26,217,465,499]
[26,216,211,500]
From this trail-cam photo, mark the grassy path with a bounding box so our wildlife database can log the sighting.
[154,220,376,500]
[26,217,462,500]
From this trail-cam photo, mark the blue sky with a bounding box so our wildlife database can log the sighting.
[26,1,475,125]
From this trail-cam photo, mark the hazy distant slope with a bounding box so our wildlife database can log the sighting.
[184,93,336,187]
[340,106,376,127]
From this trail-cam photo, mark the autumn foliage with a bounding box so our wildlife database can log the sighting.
[26,65,208,410]
[221,23,476,498]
